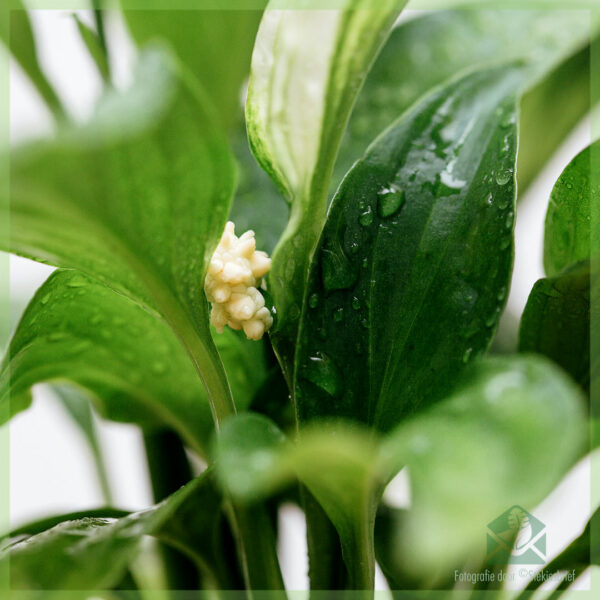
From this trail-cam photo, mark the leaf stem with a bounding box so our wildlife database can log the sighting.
[161,298,284,593]
[343,502,376,597]
[229,502,286,596]
[143,429,200,591]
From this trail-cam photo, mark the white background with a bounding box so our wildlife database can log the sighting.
[5,7,596,592]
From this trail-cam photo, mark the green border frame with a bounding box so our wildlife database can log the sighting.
[0,0,598,597]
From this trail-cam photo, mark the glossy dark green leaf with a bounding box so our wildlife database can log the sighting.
[379,355,585,575]
[123,3,264,131]
[1,270,265,456]
[545,142,600,277]
[519,263,592,393]
[336,9,593,195]
[247,1,405,380]
[0,4,65,119]
[2,47,238,423]
[295,65,523,430]
[3,472,227,590]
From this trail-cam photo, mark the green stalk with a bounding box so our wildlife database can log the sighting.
[161,297,284,593]
[143,429,200,591]
[343,504,376,596]
[229,502,286,596]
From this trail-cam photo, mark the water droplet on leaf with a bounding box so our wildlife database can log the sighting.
[359,206,374,227]
[321,243,357,292]
[308,293,319,309]
[152,361,166,375]
[462,347,473,363]
[302,352,343,397]
[495,170,512,186]
[47,331,67,342]
[377,185,405,218]
[66,276,86,288]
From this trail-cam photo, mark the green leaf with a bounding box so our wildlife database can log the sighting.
[379,355,585,575]
[3,472,231,590]
[246,0,405,378]
[123,3,264,131]
[216,357,584,587]
[3,47,238,423]
[295,65,523,430]
[0,4,66,119]
[9,509,129,540]
[518,42,591,193]
[519,263,592,394]
[335,9,594,197]
[73,13,110,82]
[545,142,600,277]
[1,270,264,456]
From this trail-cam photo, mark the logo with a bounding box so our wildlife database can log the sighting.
[486,505,546,565]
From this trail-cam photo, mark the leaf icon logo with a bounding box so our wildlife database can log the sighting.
[508,507,533,551]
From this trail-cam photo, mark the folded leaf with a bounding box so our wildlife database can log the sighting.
[545,141,600,277]
[246,0,405,377]
[3,470,241,590]
[379,355,585,575]
[1,270,265,455]
[123,2,264,130]
[3,47,237,422]
[336,9,594,195]
[295,65,524,430]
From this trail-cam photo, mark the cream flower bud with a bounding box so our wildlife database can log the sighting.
[205,221,273,340]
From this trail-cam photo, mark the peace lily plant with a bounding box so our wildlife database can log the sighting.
[0,0,597,597]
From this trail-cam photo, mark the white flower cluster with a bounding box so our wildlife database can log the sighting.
[205,221,273,341]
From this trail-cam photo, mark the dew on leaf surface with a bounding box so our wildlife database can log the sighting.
[302,351,343,398]
[495,170,512,186]
[321,244,357,292]
[462,347,473,364]
[359,205,374,227]
[66,276,87,288]
[377,184,405,218]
